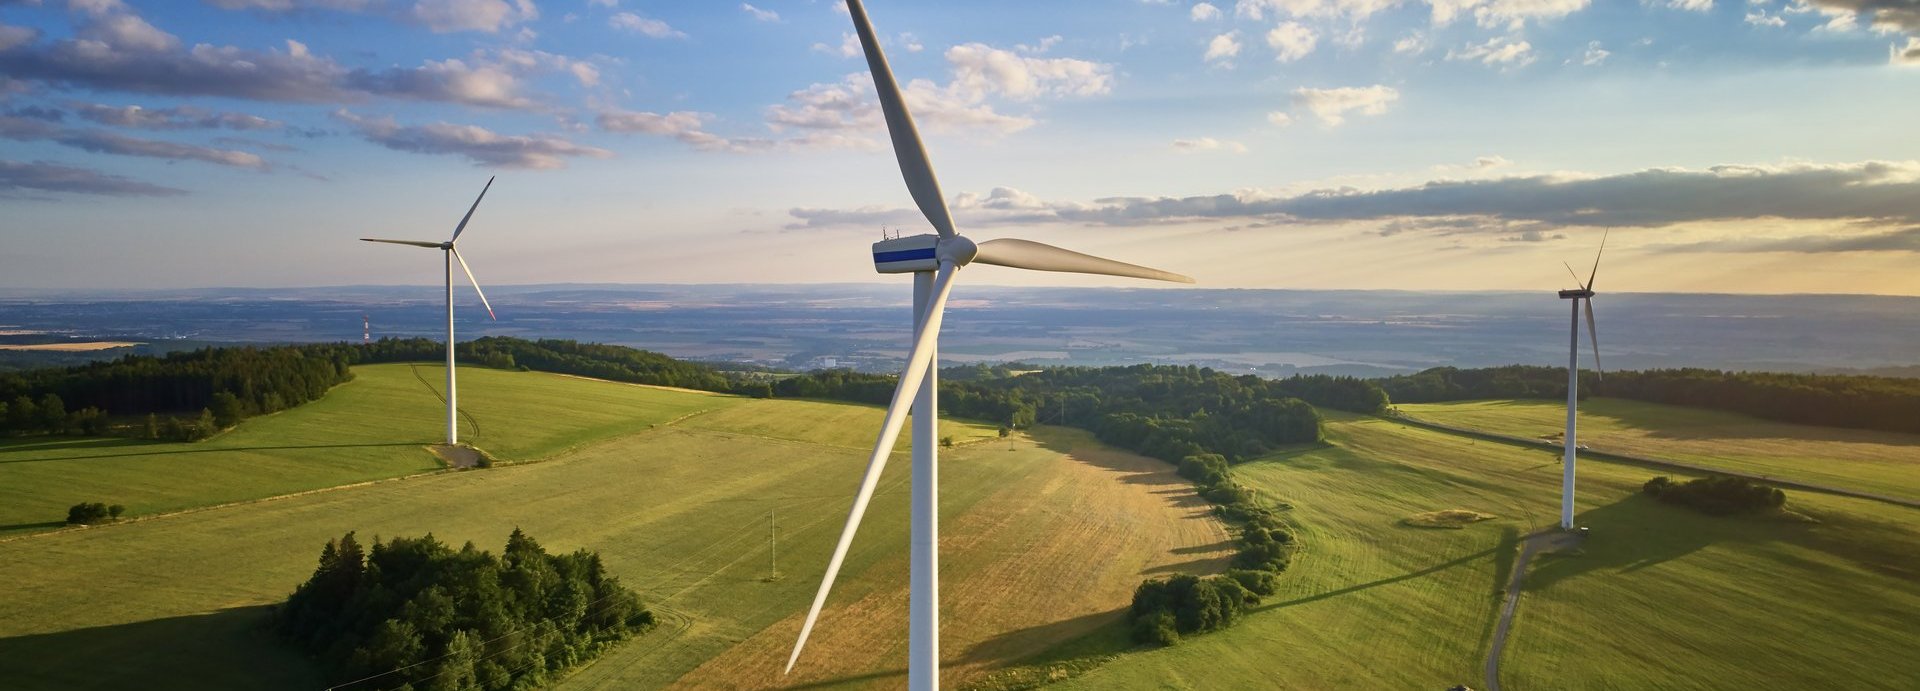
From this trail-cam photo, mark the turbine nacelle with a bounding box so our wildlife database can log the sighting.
[873,234,977,273]
[1558,288,1595,299]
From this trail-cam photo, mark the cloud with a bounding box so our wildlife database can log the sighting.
[1800,0,1920,34]
[1578,40,1610,65]
[1448,36,1536,67]
[944,43,1114,100]
[740,3,779,21]
[1205,31,1242,65]
[1289,85,1399,125]
[1746,9,1788,26]
[595,108,760,152]
[1171,137,1249,153]
[1235,0,1401,21]
[1664,0,1713,11]
[763,72,1037,140]
[0,158,186,196]
[1266,110,1293,126]
[813,32,860,58]
[609,11,686,39]
[1428,0,1592,30]
[411,0,538,33]
[782,161,1920,245]
[1192,2,1223,20]
[1266,22,1318,62]
[71,102,282,130]
[1392,31,1428,54]
[348,58,533,109]
[0,23,38,51]
[1666,227,1920,253]
[1895,37,1920,64]
[333,109,612,169]
[0,113,268,168]
[202,0,378,11]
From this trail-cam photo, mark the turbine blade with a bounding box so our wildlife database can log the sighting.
[973,238,1195,284]
[452,248,496,320]
[1585,298,1602,380]
[845,0,957,240]
[1563,262,1583,289]
[1586,228,1608,291]
[361,238,444,248]
[450,176,494,243]
[787,262,958,675]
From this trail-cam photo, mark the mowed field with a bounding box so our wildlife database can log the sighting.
[1055,413,1920,690]
[1402,398,1920,501]
[0,372,1231,689]
[0,363,730,537]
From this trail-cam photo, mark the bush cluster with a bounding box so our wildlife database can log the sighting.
[65,502,125,525]
[1643,475,1787,516]
[1128,569,1281,646]
[274,528,653,691]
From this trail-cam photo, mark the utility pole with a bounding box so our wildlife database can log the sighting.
[766,507,780,582]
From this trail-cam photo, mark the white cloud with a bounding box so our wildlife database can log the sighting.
[411,0,539,34]
[1392,31,1428,54]
[609,11,686,39]
[1429,0,1592,31]
[1235,0,1402,21]
[813,32,860,58]
[1192,2,1223,20]
[1205,31,1243,65]
[1171,137,1249,153]
[944,43,1114,100]
[1266,110,1294,126]
[1290,84,1399,125]
[740,3,780,22]
[1665,0,1713,11]
[1266,21,1319,61]
[1746,9,1788,24]
[1579,40,1610,65]
[0,23,40,52]
[1448,36,1536,67]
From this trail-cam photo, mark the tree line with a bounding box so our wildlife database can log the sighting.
[275,528,652,691]
[1377,365,1920,435]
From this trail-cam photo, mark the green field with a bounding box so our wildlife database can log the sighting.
[0,364,734,537]
[1401,398,1920,501]
[0,369,1228,690]
[1051,413,1920,689]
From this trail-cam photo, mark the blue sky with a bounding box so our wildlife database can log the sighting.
[2,0,1918,295]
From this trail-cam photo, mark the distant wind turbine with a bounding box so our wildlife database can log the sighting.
[1557,232,1606,531]
[783,2,1194,689]
[361,177,497,447]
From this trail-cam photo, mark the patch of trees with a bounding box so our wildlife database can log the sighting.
[275,528,653,691]
[1127,569,1279,646]
[1642,475,1787,516]
[66,502,125,525]
[358,337,775,398]
[1378,365,1920,436]
[0,343,357,438]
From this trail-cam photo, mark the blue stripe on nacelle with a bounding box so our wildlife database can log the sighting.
[873,248,937,263]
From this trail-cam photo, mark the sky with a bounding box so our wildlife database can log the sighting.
[2,0,1918,295]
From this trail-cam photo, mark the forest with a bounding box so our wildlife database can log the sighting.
[1377,365,1920,435]
[274,528,652,691]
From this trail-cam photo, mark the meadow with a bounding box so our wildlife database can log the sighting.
[1402,398,1920,501]
[0,370,1229,689]
[0,363,732,537]
[1047,413,1920,689]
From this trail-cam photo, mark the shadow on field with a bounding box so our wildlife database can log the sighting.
[782,668,906,689]
[0,437,161,454]
[1527,494,1780,591]
[958,609,1122,667]
[0,520,66,532]
[1253,546,1499,614]
[0,442,427,465]
[0,606,319,691]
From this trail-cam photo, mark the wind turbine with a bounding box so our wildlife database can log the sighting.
[783,2,1194,689]
[361,177,497,447]
[1556,233,1606,531]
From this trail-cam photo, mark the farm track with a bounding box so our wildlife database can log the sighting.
[1389,413,1920,509]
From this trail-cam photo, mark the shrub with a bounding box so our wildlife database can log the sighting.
[66,502,116,525]
[1642,475,1786,516]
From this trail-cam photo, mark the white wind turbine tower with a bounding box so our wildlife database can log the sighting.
[1557,233,1606,531]
[361,177,498,447]
[783,2,1195,688]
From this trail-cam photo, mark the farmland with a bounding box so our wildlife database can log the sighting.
[0,363,733,537]
[1051,413,1920,689]
[1401,398,1920,501]
[0,368,1230,689]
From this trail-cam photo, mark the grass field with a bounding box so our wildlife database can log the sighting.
[0,372,1229,690]
[1050,413,1920,690]
[0,364,733,537]
[1401,398,1920,501]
